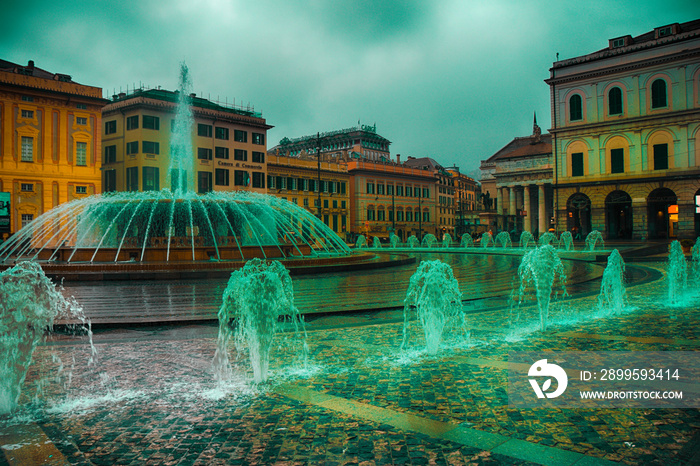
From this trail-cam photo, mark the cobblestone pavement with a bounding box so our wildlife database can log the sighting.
[1,261,699,465]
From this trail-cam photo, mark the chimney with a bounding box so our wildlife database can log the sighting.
[27,60,35,69]
[396,154,401,164]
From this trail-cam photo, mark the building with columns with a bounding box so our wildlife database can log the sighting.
[0,59,107,238]
[480,118,554,236]
[546,19,700,240]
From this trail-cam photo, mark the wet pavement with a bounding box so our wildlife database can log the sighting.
[1,256,699,465]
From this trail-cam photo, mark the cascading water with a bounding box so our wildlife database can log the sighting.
[442,233,453,248]
[519,231,535,249]
[213,259,307,384]
[538,232,556,246]
[558,231,574,251]
[585,230,605,252]
[495,231,512,248]
[460,234,474,248]
[480,231,494,248]
[372,236,382,248]
[691,237,700,284]
[421,234,438,248]
[667,240,687,306]
[0,262,96,415]
[407,235,419,248]
[597,249,626,315]
[515,245,567,332]
[389,234,400,248]
[401,260,464,354]
[355,235,367,249]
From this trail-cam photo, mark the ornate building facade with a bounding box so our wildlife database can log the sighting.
[0,59,107,238]
[447,167,482,239]
[101,89,271,195]
[546,19,700,240]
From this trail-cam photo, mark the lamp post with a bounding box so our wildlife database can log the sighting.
[418,189,422,241]
[316,132,322,219]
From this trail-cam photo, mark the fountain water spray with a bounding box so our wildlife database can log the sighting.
[519,231,535,249]
[515,245,567,332]
[442,233,453,248]
[667,240,687,306]
[389,234,400,248]
[585,230,605,252]
[480,231,494,248]
[691,237,700,285]
[421,234,438,248]
[407,235,419,248]
[495,231,512,248]
[372,236,382,248]
[213,259,307,383]
[460,234,474,248]
[401,260,464,354]
[597,249,626,315]
[355,235,367,249]
[558,231,574,251]
[0,262,96,415]
[538,232,556,246]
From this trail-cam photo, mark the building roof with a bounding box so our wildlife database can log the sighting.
[551,19,700,71]
[403,157,453,177]
[482,133,552,164]
[0,59,76,83]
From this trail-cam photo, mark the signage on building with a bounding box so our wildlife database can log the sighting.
[0,192,10,233]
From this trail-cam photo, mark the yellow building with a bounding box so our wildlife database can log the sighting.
[266,153,350,239]
[101,88,271,194]
[0,59,107,238]
[447,167,483,238]
[404,157,454,240]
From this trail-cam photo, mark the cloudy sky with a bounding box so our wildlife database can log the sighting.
[2,0,699,177]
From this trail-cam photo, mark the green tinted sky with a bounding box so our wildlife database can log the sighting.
[2,0,699,175]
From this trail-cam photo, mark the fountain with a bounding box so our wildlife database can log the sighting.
[0,64,352,272]
[460,234,474,248]
[667,240,687,306]
[495,231,512,248]
[519,231,535,249]
[442,233,453,248]
[421,234,438,248]
[558,231,574,251]
[597,249,626,315]
[407,235,419,248]
[389,234,400,248]
[538,232,556,246]
[480,231,494,248]
[584,230,605,252]
[401,260,463,354]
[691,237,700,284]
[355,235,367,249]
[514,245,567,332]
[0,262,95,415]
[372,236,382,248]
[213,259,307,383]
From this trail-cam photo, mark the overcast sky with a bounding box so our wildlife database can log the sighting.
[2,0,699,177]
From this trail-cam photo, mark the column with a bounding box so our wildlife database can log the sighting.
[538,184,546,236]
[508,186,516,233]
[523,185,531,233]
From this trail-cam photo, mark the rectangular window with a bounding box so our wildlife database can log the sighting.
[76,117,88,126]
[234,149,247,161]
[215,147,229,159]
[105,120,117,134]
[126,115,139,130]
[268,175,275,189]
[571,152,584,177]
[252,151,265,163]
[287,177,297,191]
[76,103,87,110]
[215,127,229,140]
[341,201,346,209]
[199,171,213,193]
[21,136,33,162]
[303,198,309,207]
[76,141,87,166]
[143,167,160,191]
[104,169,116,193]
[610,148,624,174]
[21,214,33,228]
[333,200,338,208]
[367,209,375,221]
[423,188,430,198]
[377,184,385,195]
[143,115,160,130]
[322,181,328,192]
[252,133,265,145]
[277,176,286,190]
[198,124,212,137]
[323,200,329,208]
[252,172,265,188]
[396,185,403,196]
[21,109,34,119]
[340,182,346,195]
[406,186,413,197]
[234,170,249,186]
[198,148,212,160]
[234,130,247,142]
[406,211,413,222]
[215,169,229,186]
[126,141,139,155]
[366,182,375,194]
[126,167,139,191]
[653,144,668,170]
[387,184,394,196]
[423,211,430,222]
[309,179,316,192]
[377,209,385,221]
[302,178,309,191]
[21,95,34,102]
[21,183,33,192]
[142,141,159,154]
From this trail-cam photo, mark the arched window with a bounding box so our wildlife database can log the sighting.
[569,94,583,121]
[651,79,667,108]
[608,87,622,115]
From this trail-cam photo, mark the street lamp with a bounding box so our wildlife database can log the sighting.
[316,132,322,219]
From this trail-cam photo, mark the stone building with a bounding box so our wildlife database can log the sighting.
[546,19,700,240]
[0,59,107,237]
[447,167,482,239]
[403,156,455,239]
